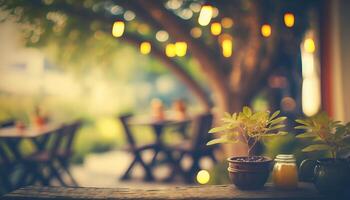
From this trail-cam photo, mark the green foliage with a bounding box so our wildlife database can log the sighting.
[207,106,287,156]
[295,112,350,159]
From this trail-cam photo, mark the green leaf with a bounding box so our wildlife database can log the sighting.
[296,132,316,138]
[267,124,285,131]
[302,144,331,152]
[269,110,280,120]
[206,136,238,145]
[295,119,310,126]
[262,131,287,137]
[224,112,231,118]
[269,117,287,125]
[295,125,309,130]
[243,106,252,117]
[209,126,228,133]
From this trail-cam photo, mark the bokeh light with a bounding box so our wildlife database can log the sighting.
[261,24,272,37]
[304,38,315,53]
[112,20,124,37]
[221,17,233,29]
[140,42,151,55]
[124,10,136,21]
[284,12,295,28]
[165,43,176,57]
[210,22,222,36]
[156,30,169,42]
[175,42,187,57]
[198,4,213,26]
[196,170,210,184]
[222,39,232,57]
[190,27,202,38]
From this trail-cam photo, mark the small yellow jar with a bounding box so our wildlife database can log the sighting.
[273,154,298,190]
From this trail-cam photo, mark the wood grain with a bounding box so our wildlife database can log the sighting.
[1,183,329,200]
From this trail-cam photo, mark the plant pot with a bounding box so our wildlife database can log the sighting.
[313,158,350,195]
[300,158,350,195]
[227,156,272,190]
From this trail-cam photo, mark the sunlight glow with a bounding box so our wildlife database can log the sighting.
[140,42,151,55]
[301,35,321,116]
[198,4,213,26]
[284,12,295,28]
[197,170,210,184]
[112,20,124,37]
[175,42,187,57]
[261,24,271,37]
[165,43,176,57]
[210,22,222,36]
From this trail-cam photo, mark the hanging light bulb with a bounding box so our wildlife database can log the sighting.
[261,24,272,37]
[165,43,176,57]
[112,20,125,37]
[175,42,187,57]
[284,12,295,28]
[210,22,222,36]
[140,41,151,55]
[198,4,213,26]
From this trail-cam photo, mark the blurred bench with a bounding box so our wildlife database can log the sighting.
[2,183,331,200]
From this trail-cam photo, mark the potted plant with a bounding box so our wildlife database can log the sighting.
[207,106,287,190]
[295,112,350,195]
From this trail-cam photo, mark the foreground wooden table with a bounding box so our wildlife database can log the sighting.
[2,183,331,200]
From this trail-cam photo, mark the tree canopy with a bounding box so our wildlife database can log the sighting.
[0,0,317,113]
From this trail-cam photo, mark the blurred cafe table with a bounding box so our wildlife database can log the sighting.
[0,124,61,160]
[126,116,190,177]
[127,117,190,144]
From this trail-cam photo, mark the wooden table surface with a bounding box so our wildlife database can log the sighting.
[1,183,332,200]
[0,124,61,138]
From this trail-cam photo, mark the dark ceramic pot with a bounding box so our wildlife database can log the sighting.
[300,158,350,195]
[227,156,272,190]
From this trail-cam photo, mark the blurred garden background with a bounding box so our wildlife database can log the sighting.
[1,0,350,193]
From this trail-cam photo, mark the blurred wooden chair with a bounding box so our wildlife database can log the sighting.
[20,121,81,186]
[55,121,82,186]
[0,143,15,193]
[168,113,216,182]
[119,114,157,181]
[20,127,66,186]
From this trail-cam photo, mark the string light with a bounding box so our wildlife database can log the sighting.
[165,43,176,57]
[210,22,222,36]
[198,4,213,26]
[112,20,124,37]
[140,41,151,55]
[284,12,295,28]
[221,17,233,29]
[304,38,315,53]
[175,42,187,57]
[261,24,271,37]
